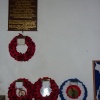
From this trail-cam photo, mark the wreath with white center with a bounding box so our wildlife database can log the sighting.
[60,78,88,100]
[9,34,36,61]
[33,77,59,100]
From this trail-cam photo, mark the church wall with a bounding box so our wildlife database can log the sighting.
[0,0,100,99]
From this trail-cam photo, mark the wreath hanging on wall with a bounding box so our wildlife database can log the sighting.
[60,78,88,100]
[9,34,36,61]
[8,78,34,100]
[33,77,59,100]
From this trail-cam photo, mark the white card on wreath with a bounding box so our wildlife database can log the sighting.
[17,38,25,45]
[42,81,50,87]
[16,82,23,89]
[70,82,78,85]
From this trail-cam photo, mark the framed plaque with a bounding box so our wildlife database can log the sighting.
[8,0,37,31]
[93,60,100,100]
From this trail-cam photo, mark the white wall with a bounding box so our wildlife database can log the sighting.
[0,0,100,99]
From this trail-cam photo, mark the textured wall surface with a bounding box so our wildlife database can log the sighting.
[0,0,100,99]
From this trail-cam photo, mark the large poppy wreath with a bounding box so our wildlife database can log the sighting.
[8,78,34,100]
[9,34,36,61]
[60,78,88,100]
[33,77,59,100]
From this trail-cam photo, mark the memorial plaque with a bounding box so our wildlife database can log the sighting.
[8,0,37,31]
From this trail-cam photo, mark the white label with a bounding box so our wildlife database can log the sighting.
[16,82,23,89]
[17,38,25,45]
[42,81,50,87]
[70,82,78,85]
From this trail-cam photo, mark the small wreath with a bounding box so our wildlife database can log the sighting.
[33,77,59,100]
[9,34,36,61]
[8,78,34,100]
[60,78,88,100]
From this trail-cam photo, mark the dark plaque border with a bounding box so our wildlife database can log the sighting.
[8,0,37,31]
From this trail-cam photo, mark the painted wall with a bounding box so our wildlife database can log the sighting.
[0,0,100,99]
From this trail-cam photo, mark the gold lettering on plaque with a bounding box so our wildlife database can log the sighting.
[9,20,36,30]
[9,0,37,31]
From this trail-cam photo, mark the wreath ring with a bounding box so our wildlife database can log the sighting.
[8,78,34,100]
[33,77,59,100]
[9,34,36,61]
[60,78,88,100]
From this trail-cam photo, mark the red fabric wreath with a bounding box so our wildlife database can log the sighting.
[33,77,59,100]
[8,78,34,100]
[9,34,36,61]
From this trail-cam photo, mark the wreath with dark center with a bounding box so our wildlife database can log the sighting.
[9,34,36,61]
[33,77,59,100]
[60,78,88,100]
[8,78,34,100]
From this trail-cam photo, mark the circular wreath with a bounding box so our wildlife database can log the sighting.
[33,77,59,100]
[60,78,88,100]
[9,34,36,61]
[8,78,34,100]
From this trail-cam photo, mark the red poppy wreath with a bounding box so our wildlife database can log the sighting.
[9,34,36,61]
[8,78,34,100]
[33,77,59,100]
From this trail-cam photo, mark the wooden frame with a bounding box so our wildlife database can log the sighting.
[93,60,100,100]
